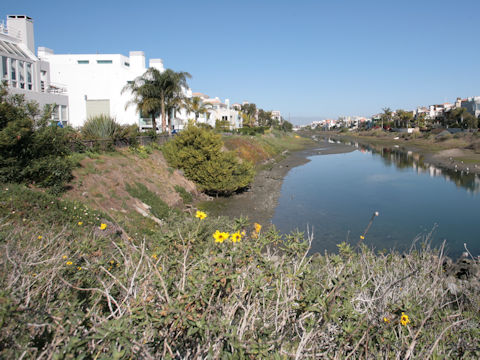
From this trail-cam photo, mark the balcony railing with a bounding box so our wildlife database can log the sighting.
[47,82,67,94]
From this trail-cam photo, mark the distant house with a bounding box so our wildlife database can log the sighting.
[193,93,242,129]
[461,96,480,118]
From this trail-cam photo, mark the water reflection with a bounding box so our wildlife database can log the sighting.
[331,138,480,194]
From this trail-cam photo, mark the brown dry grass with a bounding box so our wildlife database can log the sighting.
[65,149,199,224]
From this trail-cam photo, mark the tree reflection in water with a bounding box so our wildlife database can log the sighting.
[334,138,480,194]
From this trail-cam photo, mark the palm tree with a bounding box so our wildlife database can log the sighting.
[185,96,213,123]
[166,93,186,132]
[381,107,392,129]
[162,69,191,133]
[240,112,256,128]
[122,70,162,132]
[123,68,191,133]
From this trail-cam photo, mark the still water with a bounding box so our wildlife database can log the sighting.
[272,141,480,258]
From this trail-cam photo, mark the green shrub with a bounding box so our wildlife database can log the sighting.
[214,119,230,132]
[236,126,266,135]
[118,124,140,145]
[197,122,213,130]
[81,114,120,140]
[174,184,193,204]
[0,84,73,193]
[162,126,254,195]
[128,144,152,158]
[126,182,172,219]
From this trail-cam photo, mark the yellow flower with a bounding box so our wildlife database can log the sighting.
[62,255,68,259]
[213,230,229,243]
[77,266,82,271]
[195,210,207,220]
[66,261,73,266]
[254,223,262,233]
[99,223,107,230]
[231,232,242,243]
[37,235,43,240]
[110,260,115,264]
[400,313,410,326]
[360,235,365,240]
[152,254,158,260]
[78,221,83,226]
[383,317,390,323]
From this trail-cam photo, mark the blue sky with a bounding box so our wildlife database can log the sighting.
[2,0,479,124]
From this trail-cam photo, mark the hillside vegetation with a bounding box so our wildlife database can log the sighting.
[1,90,479,358]
[1,184,479,358]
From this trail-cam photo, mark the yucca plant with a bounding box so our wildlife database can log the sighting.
[81,115,120,140]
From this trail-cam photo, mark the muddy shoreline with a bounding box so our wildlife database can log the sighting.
[204,141,355,227]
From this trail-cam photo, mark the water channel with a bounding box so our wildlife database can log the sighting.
[271,138,480,258]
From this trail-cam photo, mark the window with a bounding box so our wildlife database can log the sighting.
[1,56,7,80]
[10,59,16,87]
[97,60,112,64]
[77,60,89,64]
[124,62,130,67]
[26,63,32,90]
[61,105,68,122]
[19,61,25,89]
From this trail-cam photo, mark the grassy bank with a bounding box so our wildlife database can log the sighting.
[317,129,480,169]
[1,184,479,358]
[223,130,315,167]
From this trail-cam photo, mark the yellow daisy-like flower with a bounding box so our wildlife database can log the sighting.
[383,317,390,323]
[37,235,43,240]
[77,266,82,271]
[400,312,410,326]
[62,255,68,260]
[99,223,107,230]
[213,230,229,243]
[254,223,262,233]
[360,235,365,240]
[195,210,207,220]
[66,261,73,266]
[231,232,242,243]
[78,221,83,226]
[152,254,158,260]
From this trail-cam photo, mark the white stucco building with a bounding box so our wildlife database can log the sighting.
[0,15,68,124]
[192,93,242,129]
[38,48,169,129]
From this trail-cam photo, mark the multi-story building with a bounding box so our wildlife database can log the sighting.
[38,48,171,129]
[461,96,480,118]
[0,15,68,124]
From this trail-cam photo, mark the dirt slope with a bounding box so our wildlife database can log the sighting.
[64,149,201,226]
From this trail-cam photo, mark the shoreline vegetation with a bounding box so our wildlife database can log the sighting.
[1,89,479,357]
[319,129,480,175]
